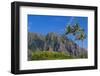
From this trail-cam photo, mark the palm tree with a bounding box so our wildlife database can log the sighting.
[75,29,86,57]
[65,24,80,55]
[79,30,86,49]
[75,30,86,57]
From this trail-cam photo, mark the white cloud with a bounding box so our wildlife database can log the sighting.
[66,17,75,25]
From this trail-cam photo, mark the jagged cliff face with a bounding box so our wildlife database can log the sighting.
[28,32,87,59]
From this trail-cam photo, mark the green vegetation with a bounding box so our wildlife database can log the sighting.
[31,51,73,60]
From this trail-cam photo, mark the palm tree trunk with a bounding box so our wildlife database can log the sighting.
[82,40,83,57]
[78,41,80,54]
[82,41,83,49]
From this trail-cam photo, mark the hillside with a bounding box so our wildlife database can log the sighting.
[28,32,87,60]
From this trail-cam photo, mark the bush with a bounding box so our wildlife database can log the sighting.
[31,51,73,60]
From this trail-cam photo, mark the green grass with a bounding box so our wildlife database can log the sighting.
[31,51,73,60]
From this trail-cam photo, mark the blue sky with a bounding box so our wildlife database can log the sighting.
[28,15,88,49]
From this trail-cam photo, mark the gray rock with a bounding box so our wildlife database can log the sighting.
[28,32,87,59]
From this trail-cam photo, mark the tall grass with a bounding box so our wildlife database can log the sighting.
[31,51,73,60]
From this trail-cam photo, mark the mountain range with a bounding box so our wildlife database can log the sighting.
[28,32,87,60]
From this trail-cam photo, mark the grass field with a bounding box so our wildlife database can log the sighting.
[31,51,74,60]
